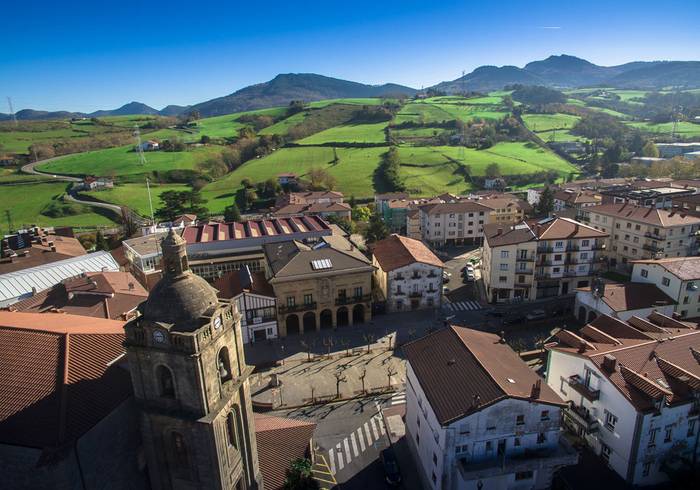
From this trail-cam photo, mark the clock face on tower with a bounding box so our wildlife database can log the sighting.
[153,330,166,344]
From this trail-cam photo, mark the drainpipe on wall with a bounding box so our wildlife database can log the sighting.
[625,411,644,483]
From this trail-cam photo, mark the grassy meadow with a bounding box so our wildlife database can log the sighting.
[84,182,190,217]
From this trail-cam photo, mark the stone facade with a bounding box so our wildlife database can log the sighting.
[123,230,262,490]
[273,271,372,336]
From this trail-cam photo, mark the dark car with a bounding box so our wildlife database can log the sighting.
[380,447,402,486]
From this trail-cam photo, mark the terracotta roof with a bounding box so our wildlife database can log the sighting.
[553,190,600,205]
[0,234,86,274]
[586,203,700,227]
[404,326,564,425]
[424,201,491,215]
[0,311,130,448]
[9,271,147,320]
[212,269,275,299]
[372,234,444,272]
[534,216,609,240]
[182,216,331,244]
[476,197,528,211]
[548,312,700,411]
[577,282,676,312]
[376,192,410,201]
[484,222,537,247]
[254,414,316,490]
[631,256,700,281]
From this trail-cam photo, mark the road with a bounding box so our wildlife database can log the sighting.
[268,392,411,489]
[21,156,82,182]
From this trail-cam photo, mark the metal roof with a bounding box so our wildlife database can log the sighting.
[0,251,120,306]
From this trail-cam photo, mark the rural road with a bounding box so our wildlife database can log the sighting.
[20,155,148,225]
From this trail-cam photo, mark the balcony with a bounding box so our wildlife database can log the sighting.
[516,268,534,275]
[335,294,372,305]
[568,374,600,401]
[516,254,535,262]
[644,231,667,241]
[457,438,578,482]
[643,242,664,253]
[564,404,599,434]
[279,302,317,314]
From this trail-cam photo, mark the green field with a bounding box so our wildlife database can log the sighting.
[0,168,54,184]
[36,144,227,178]
[201,146,387,205]
[625,121,700,137]
[395,102,454,124]
[297,122,388,144]
[392,127,447,139]
[0,182,115,230]
[85,182,190,217]
[307,98,384,108]
[258,111,308,135]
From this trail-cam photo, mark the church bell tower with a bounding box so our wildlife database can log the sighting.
[123,229,262,490]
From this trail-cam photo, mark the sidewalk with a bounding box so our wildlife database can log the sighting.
[251,348,406,409]
[244,309,444,366]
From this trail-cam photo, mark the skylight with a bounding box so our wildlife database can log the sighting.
[311,258,333,270]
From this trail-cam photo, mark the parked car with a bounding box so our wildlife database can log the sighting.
[380,447,402,486]
[463,271,475,282]
[461,264,475,274]
[442,271,452,282]
[525,309,547,321]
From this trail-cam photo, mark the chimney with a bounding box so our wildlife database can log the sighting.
[472,394,481,407]
[498,331,506,344]
[128,282,135,291]
[530,379,542,399]
[602,354,617,373]
[496,227,503,236]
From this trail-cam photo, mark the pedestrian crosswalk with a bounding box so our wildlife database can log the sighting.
[445,300,482,311]
[327,413,386,475]
[388,390,406,406]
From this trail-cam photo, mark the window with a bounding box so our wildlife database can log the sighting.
[664,425,673,443]
[554,254,562,261]
[580,252,588,260]
[514,437,521,447]
[604,410,618,431]
[516,414,525,425]
[626,222,631,229]
[555,241,564,248]
[500,263,509,271]
[648,428,659,447]
[541,410,550,421]
[286,296,295,307]
[157,365,175,398]
[485,441,493,451]
[500,250,509,258]
[303,293,313,305]
[515,471,533,481]
[518,275,525,283]
[226,412,237,448]
[499,276,507,283]
[601,443,611,463]
[553,267,560,273]
[354,287,363,298]
[582,239,590,247]
[218,347,232,383]
[537,433,546,444]
[684,296,689,304]
[688,419,697,437]
[642,462,652,477]
[662,277,670,286]
[641,269,648,278]
[337,289,346,300]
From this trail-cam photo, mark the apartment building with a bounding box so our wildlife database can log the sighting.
[420,201,492,246]
[631,256,700,320]
[580,203,700,270]
[483,217,608,303]
[404,326,577,490]
[574,281,675,323]
[372,234,444,312]
[263,233,374,336]
[553,189,601,214]
[546,312,700,486]
[478,197,529,225]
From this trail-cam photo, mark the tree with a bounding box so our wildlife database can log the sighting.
[536,186,554,217]
[484,163,501,178]
[284,458,319,490]
[155,189,208,221]
[352,206,372,222]
[200,135,211,144]
[364,212,388,244]
[238,126,256,139]
[95,230,109,251]
[642,141,660,158]
[223,202,241,222]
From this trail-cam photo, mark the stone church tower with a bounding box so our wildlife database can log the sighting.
[124,229,262,490]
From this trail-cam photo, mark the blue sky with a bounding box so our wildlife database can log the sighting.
[2,0,699,112]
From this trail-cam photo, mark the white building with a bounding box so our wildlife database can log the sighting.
[371,234,444,312]
[546,312,700,486]
[574,281,676,323]
[631,256,700,320]
[212,266,278,344]
[404,326,578,490]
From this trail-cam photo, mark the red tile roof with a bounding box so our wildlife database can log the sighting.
[0,311,130,448]
[9,271,148,320]
[587,203,700,227]
[372,234,444,272]
[404,326,564,425]
[212,270,274,299]
[0,234,86,274]
[182,216,331,244]
[631,256,700,281]
[255,414,316,490]
[576,282,675,312]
